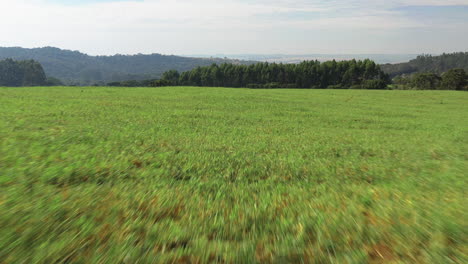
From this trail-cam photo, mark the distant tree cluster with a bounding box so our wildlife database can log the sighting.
[107,79,171,87]
[109,60,391,89]
[0,59,47,86]
[173,60,390,89]
[381,52,468,78]
[393,68,467,90]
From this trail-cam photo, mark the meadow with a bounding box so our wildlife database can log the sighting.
[0,87,466,263]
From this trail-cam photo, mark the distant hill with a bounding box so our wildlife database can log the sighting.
[190,54,417,64]
[381,52,468,78]
[0,47,254,85]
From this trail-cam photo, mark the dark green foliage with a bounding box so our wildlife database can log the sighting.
[0,59,47,86]
[360,80,388,90]
[0,59,22,86]
[441,68,467,91]
[391,69,467,90]
[263,82,282,89]
[150,79,172,87]
[107,79,171,87]
[45,77,64,86]
[107,80,146,87]
[0,47,255,85]
[381,52,468,78]
[411,73,441,90]
[143,59,389,89]
[161,70,180,85]
[327,84,343,89]
[392,75,410,86]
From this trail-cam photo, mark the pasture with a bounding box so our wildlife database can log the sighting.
[0,87,466,263]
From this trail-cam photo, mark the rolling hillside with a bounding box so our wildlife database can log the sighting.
[0,47,253,85]
[381,52,468,78]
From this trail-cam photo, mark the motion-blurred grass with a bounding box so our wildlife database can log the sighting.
[0,87,466,263]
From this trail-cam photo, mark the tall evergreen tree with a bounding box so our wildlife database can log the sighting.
[0,59,47,86]
[160,59,390,89]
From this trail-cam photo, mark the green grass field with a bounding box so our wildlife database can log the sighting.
[0,87,467,263]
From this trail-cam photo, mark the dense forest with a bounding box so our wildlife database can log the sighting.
[109,59,391,89]
[381,52,468,78]
[3,47,467,88]
[1,50,467,90]
[0,47,254,85]
[393,69,467,90]
[0,59,47,86]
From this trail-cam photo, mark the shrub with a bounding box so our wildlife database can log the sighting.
[246,83,262,89]
[283,83,297,89]
[263,82,281,89]
[410,73,441,90]
[327,84,343,89]
[361,79,388,89]
[441,69,467,90]
[150,79,171,87]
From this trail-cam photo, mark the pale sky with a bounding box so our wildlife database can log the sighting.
[1,0,467,55]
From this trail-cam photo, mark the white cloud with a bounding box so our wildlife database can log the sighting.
[396,0,468,5]
[0,0,467,54]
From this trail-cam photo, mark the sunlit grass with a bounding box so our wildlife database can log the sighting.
[0,87,467,263]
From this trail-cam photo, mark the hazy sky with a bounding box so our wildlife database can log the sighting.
[1,0,467,55]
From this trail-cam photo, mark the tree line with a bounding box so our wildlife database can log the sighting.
[0,59,48,86]
[2,57,466,90]
[109,59,391,89]
[393,68,467,90]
